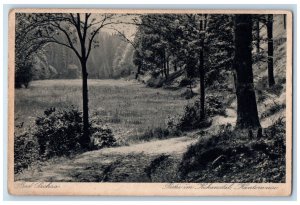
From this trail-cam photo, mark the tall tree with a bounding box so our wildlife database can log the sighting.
[267,14,275,87]
[255,17,260,54]
[234,14,261,128]
[197,14,207,120]
[205,14,234,87]
[30,13,116,147]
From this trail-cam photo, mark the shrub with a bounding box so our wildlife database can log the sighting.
[140,127,170,141]
[128,125,182,143]
[177,100,201,131]
[205,95,227,117]
[177,100,213,131]
[166,115,181,130]
[14,131,39,174]
[34,106,118,158]
[34,106,83,159]
[15,106,117,173]
[90,125,117,149]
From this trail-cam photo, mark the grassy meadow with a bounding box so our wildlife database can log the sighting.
[15,79,188,142]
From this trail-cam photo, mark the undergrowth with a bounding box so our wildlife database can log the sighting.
[179,118,286,183]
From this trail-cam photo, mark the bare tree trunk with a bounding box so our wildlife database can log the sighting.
[256,19,260,53]
[283,14,286,30]
[80,60,90,147]
[161,67,164,78]
[267,14,275,87]
[135,65,141,79]
[199,40,205,120]
[199,14,206,120]
[234,14,261,129]
[166,57,170,76]
[163,52,168,80]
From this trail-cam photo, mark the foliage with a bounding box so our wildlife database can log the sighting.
[261,104,286,119]
[34,106,84,159]
[15,14,49,88]
[15,61,33,88]
[90,125,117,149]
[205,14,234,87]
[176,95,225,131]
[179,118,286,183]
[205,95,227,117]
[176,100,212,131]
[139,127,170,141]
[14,132,39,174]
[34,106,116,159]
[144,154,170,179]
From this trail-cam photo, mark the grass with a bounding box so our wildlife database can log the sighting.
[15,79,188,142]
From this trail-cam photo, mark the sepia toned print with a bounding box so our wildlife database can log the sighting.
[8,9,292,196]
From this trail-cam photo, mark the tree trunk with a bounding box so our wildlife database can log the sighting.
[256,19,260,53]
[199,40,205,120]
[234,14,261,129]
[166,57,170,76]
[135,65,141,79]
[283,14,286,30]
[80,60,90,147]
[267,14,275,87]
[174,61,177,71]
[163,55,168,80]
[199,15,205,120]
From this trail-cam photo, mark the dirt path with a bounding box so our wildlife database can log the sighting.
[17,134,199,182]
[16,109,281,182]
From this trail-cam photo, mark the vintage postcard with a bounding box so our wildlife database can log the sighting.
[8,9,292,196]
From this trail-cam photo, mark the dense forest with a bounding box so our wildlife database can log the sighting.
[14,13,287,183]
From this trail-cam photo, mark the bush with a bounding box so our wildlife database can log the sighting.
[90,125,117,149]
[14,106,117,173]
[177,100,212,131]
[140,127,170,141]
[34,106,118,158]
[14,132,39,174]
[34,106,83,159]
[205,95,227,117]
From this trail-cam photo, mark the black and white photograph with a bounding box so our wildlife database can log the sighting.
[8,9,292,196]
